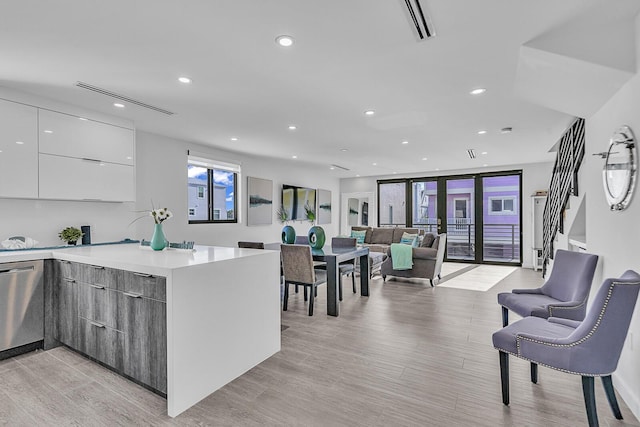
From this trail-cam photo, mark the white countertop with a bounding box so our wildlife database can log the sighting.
[0,244,274,276]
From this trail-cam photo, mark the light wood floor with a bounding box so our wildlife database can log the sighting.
[1,267,638,426]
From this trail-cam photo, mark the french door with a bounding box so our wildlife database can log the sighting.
[405,171,522,265]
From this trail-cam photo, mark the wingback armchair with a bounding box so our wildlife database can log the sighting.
[492,270,640,427]
[380,233,446,286]
[498,249,598,326]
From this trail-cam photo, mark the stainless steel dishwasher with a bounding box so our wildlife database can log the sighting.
[0,260,44,353]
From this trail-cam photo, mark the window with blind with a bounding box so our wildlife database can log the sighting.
[187,152,241,224]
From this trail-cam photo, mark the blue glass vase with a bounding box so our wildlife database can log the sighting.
[308,226,326,249]
[150,223,167,251]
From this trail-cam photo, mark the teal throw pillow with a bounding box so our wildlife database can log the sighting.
[399,232,418,246]
[350,230,367,244]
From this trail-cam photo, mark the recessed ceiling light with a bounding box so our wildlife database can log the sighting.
[470,88,486,95]
[43,130,53,134]
[230,137,238,141]
[422,157,428,161]
[483,164,488,167]
[356,174,360,177]
[78,117,88,121]
[276,35,294,47]
[113,103,125,108]
[501,127,513,133]
[330,167,335,170]
[178,76,192,84]
[372,162,377,166]
[435,168,440,171]
[288,125,297,130]
[340,148,349,152]
[477,130,487,135]
[292,155,298,159]
[481,151,488,155]
[393,172,398,174]
[0,150,3,153]
[364,110,375,116]
[126,156,133,160]
[15,141,24,145]
[401,140,409,145]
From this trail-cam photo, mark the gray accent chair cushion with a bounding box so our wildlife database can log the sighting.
[380,233,447,286]
[420,233,436,248]
[497,249,598,326]
[492,270,640,426]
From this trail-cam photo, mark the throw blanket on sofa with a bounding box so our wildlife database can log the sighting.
[391,243,413,270]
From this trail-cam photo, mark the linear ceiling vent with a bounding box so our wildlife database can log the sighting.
[331,164,350,171]
[403,0,435,40]
[75,81,175,115]
[467,149,476,159]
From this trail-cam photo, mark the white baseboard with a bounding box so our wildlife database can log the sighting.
[613,371,640,421]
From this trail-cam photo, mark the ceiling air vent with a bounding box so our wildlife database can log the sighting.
[467,149,476,159]
[403,0,435,40]
[75,81,175,115]
[331,164,350,171]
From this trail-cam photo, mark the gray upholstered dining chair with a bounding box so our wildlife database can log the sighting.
[237,241,265,249]
[498,249,598,326]
[281,244,327,316]
[492,270,640,427]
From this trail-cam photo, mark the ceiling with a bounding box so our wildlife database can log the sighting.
[0,0,631,177]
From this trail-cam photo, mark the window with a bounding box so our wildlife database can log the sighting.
[488,196,517,215]
[188,153,241,223]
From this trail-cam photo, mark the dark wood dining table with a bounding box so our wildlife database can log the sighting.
[265,243,370,317]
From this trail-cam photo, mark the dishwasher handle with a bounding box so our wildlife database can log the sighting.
[0,266,35,275]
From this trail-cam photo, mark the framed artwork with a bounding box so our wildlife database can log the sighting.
[348,198,359,226]
[247,177,273,226]
[317,189,331,224]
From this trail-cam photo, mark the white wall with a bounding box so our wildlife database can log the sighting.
[134,131,340,247]
[583,26,640,415]
[340,162,553,268]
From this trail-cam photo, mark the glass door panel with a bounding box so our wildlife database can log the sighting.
[379,182,406,227]
[482,174,521,263]
[411,180,438,234]
[445,178,475,260]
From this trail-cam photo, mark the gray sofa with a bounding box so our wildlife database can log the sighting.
[351,226,423,253]
[380,233,447,286]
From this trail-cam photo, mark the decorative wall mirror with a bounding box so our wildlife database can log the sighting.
[603,125,637,211]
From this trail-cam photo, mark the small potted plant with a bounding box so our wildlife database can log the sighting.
[58,227,84,245]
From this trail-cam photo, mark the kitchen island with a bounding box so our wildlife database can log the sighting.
[0,244,281,417]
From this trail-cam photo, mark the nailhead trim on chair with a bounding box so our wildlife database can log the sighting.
[548,299,586,317]
[495,280,640,377]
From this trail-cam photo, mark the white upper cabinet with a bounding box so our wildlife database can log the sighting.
[39,109,134,166]
[39,154,135,202]
[0,99,39,198]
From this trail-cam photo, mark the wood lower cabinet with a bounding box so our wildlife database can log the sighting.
[122,293,167,394]
[51,261,78,348]
[48,260,166,394]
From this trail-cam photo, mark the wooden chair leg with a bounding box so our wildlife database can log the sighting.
[283,283,289,311]
[339,275,343,301]
[499,351,509,406]
[530,362,538,384]
[308,285,315,316]
[295,284,299,293]
[429,279,434,287]
[351,272,356,293]
[602,375,623,420]
[304,286,308,301]
[582,376,599,427]
[502,307,509,327]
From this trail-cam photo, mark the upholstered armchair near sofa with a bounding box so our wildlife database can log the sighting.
[380,233,447,286]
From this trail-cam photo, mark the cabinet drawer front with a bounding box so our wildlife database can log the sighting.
[56,260,82,281]
[123,272,166,301]
[77,282,121,330]
[38,109,134,165]
[77,317,124,371]
[79,264,123,291]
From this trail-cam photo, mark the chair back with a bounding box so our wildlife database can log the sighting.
[542,249,598,303]
[295,236,309,244]
[559,270,640,375]
[281,244,316,285]
[238,241,264,249]
[331,237,356,249]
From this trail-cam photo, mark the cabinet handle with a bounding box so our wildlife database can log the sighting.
[90,321,106,328]
[90,265,105,270]
[60,260,71,264]
[82,198,103,202]
[89,284,105,290]
[82,157,101,163]
[123,292,142,299]
[0,266,34,275]
[133,272,153,278]
[63,278,75,283]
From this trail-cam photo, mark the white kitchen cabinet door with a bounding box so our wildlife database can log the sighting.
[39,109,134,166]
[0,99,39,198]
[39,154,135,202]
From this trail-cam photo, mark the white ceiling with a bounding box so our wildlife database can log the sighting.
[0,0,631,177]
